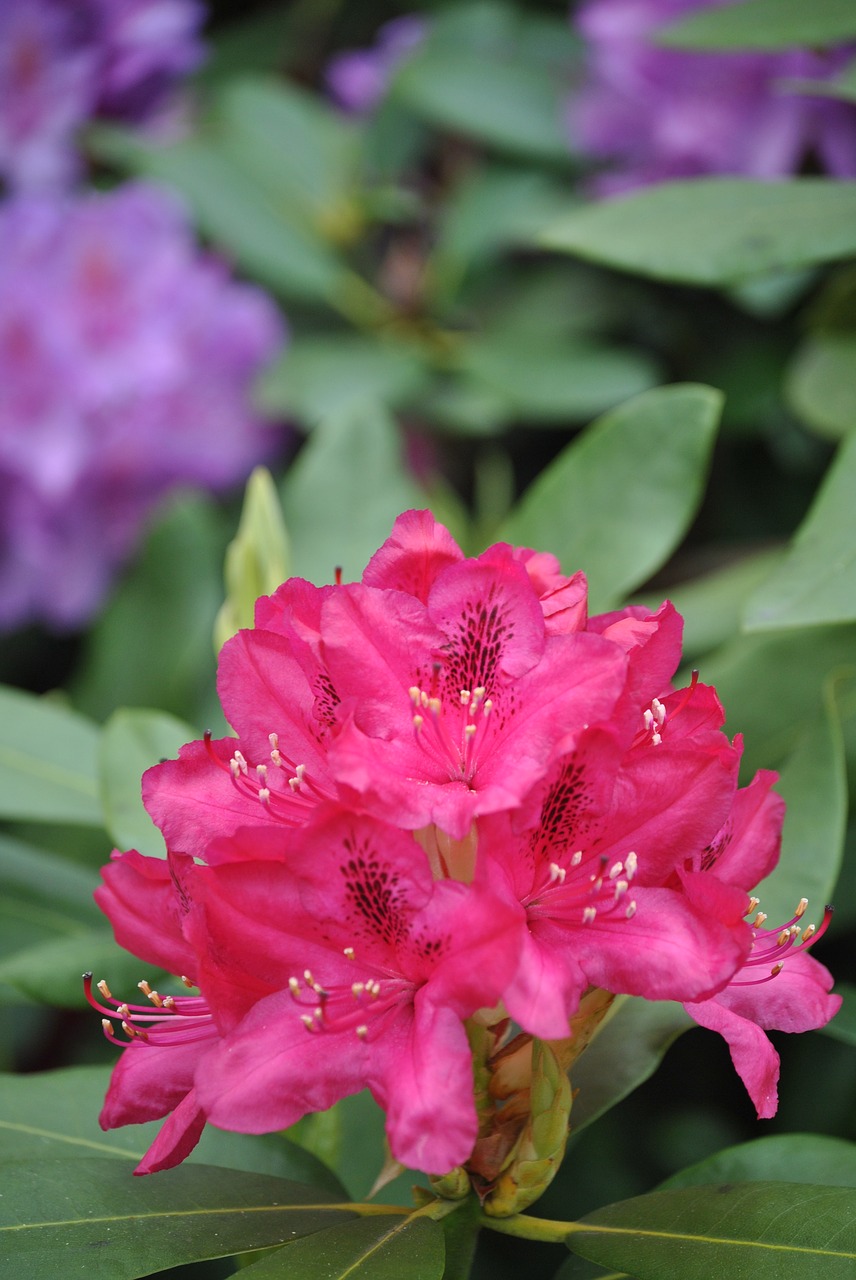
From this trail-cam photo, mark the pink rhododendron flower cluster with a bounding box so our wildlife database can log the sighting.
[90,511,840,1178]
[0,181,285,630]
[570,0,856,193]
[0,0,205,192]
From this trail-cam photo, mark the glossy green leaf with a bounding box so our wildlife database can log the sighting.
[73,495,226,726]
[823,983,856,1045]
[216,77,359,237]
[658,0,856,50]
[0,686,100,825]
[0,1158,354,1280]
[237,1213,444,1279]
[755,684,846,927]
[787,333,856,438]
[634,549,783,659]
[457,336,660,425]
[92,128,343,303]
[500,385,722,611]
[258,336,429,426]
[566,1182,856,1278]
[0,1066,345,1194]
[282,401,422,586]
[661,1134,856,1190]
[745,432,856,629]
[542,180,856,286]
[98,709,195,858]
[0,928,155,1008]
[701,623,856,776]
[568,997,693,1134]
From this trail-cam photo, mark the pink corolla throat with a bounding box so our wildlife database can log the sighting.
[286,953,411,1044]
[527,847,639,926]
[204,730,334,826]
[734,898,834,986]
[408,667,496,784]
[84,972,218,1049]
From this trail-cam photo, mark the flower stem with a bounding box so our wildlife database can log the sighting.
[478,1210,578,1244]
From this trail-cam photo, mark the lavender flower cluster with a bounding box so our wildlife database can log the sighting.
[571,0,856,193]
[0,1,286,631]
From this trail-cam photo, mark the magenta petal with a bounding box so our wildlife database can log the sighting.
[705,770,784,890]
[714,950,841,1034]
[100,1039,204,1130]
[134,1089,207,1175]
[362,509,464,601]
[685,997,781,1119]
[95,848,197,978]
[503,922,588,1038]
[377,994,478,1173]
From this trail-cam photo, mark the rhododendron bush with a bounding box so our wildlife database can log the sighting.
[1,2,855,1279]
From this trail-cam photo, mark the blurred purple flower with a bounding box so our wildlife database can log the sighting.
[0,0,205,193]
[0,182,286,631]
[570,0,856,193]
[326,15,427,114]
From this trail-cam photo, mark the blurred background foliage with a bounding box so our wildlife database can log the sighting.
[1,2,855,1277]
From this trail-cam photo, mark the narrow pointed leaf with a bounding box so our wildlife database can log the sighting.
[0,1158,354,1280]
[755,683,846,925]
[236,1213,444,1279]
[542,180,856,286]
[99,709,196,857]
[500,385,721,610]
[661,1134,856,1190]
[282,401,422,585]
[0,1067,345,1193]
[745,432,856,629]
[658,0,856,50]
[0,686,100,825]
[566,1182,856,1278]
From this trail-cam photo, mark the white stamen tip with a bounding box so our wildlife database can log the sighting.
[548,862,566,884]
[97,979,112,1000]
[625,851,638,878]
[583,906,597,924]
[571,850,583,867]
[625,900,637,919]
[356,1025,368,1039]
[343,947,355,960]
[796,897,809,918]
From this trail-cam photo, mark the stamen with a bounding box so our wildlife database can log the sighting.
[356,1025,368,1039]
[343,947,355,960]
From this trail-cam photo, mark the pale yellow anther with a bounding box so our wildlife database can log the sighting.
[356,1025,368,1039]
[796,897,809,918]
[101,1018,113,1035]
[163,996,176,1010]
[801,924,816,943]
[460,689,471,705]
[97,979,112,1000]
[304,969,314,985]
[300,1014,314,1029]
[343,947,355,960]
[413,714,424,731]
[483,699,493,715]
[753,912,768,928]
[748,896,760,914]
[259,788,271,804]
[625,851,638,878]
[770,962,784,977]
[428,697,442,716]
[288,977,300,995]
[625,900,637,919]
[777,929,790,947]
[548,862,566,884]
[181,975,195,988]
[608,861,623,879]
[352,982,365,997]
[583,906,597,924]
[465,723,477,738]
[571,850,583,867]
[409,686,421,704]
[117,1003,130,1019]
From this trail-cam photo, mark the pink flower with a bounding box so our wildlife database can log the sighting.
[90,810,521,1175]
[678,769,842,1116]
[479,678,752,1038]
[144,511,632,848]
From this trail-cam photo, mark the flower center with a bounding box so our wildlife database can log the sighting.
[409,675,495,784]
[287,951,410,1043]
[204,730,334,826]
[84,973,218,1049]
[527,847,638,925]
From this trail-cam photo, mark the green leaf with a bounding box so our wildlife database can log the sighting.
[634,549,783,659]
[566,1182,856,1278]
[568,997,693,1134]
[701,623,856,776]
[783,57,856,103]
[0,1158,355,1280]
[500,385,722,611]
[214,466,293,652]
[282,401,422,586]
[0,686,100,825]
[236,1214,444,1279]
[658,0,856,50]
[787,333,856,439]
[823,982,856,1045]
[91,128,343,303]
[257,336,429,426]
[745,432,856,629]
[0,1065,345,1194]
[456,335,660,425]
[661,1134,856,1190]
[542,180,856,286]
[73,495,226,726]
[0,929,158,1008]
[98,709,196,857]
[755,683,847,926]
